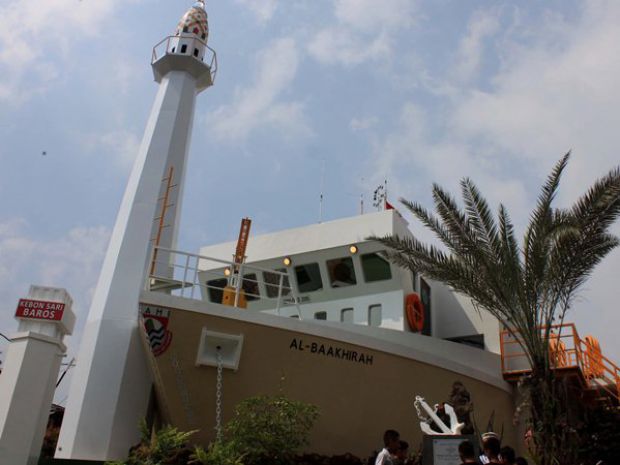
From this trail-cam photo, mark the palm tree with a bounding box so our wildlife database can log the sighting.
[373,153,620,465]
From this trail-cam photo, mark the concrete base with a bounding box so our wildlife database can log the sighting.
[421,435,478,465]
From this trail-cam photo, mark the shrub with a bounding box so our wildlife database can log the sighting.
[108,395,319,465]
[106,420,195,465]
[224,394,319,465]
[191,442,245,465]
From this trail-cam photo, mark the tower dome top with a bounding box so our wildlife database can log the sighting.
[176,1,209,41]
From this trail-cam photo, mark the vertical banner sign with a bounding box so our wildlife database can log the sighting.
[15,299,65,321]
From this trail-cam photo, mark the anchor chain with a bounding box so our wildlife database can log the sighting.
[215,348,223,442]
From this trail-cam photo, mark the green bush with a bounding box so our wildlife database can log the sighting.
[223,394,319,465]
[191,442,245,465]
[107,395,318,465]
[106,421,195,465]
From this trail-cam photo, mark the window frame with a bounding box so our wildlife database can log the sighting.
[293,262,324,294]
[262,269,291,298]
[326,256,357,288]
[340,308,354,323]
[206,278,227,303]
[368,304,382,327]
[360,252,393,283]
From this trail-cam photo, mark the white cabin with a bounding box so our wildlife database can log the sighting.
[197,210,501,353]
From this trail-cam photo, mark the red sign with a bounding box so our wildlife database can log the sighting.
[15,299,65,321]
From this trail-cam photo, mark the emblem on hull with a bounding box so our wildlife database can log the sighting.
[141,304,173,356]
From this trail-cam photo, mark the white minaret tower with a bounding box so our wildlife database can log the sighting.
[55,2,216,461]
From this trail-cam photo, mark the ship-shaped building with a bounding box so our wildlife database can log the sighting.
[49,2,619,462]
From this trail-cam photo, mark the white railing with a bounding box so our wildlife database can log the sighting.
[152,36,218,83]
[146,246,302,318]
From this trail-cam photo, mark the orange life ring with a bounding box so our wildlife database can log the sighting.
[405,293,425,332]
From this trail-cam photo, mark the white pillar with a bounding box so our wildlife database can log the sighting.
[55,3,215,460]
[0,286,75,465]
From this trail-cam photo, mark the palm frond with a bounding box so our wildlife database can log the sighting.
[398,198,461,255]
[522,153,571,325]
[374,154,618,380]
[461,177,501,259]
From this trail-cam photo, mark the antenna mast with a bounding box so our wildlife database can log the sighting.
[319,159,326,223]
[360,177,365,215]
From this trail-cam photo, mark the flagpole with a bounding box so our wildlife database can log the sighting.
[384,179,388,210]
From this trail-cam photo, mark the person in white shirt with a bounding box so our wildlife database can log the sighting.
[375,429,400,465]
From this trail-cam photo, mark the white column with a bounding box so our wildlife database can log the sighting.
[55,70,200,461]
[0,286,75,465]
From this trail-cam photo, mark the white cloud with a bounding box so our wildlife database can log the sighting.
[308,0,417,66]
[308,28,391,66]
[76,129,140,172]
[99,130,140,171]
[234,0,278,23]
[366,103,530,224]
[369,1,620,211]
[0,0,133,102]
[335,0,415,32]
[451,0,620,196]
[455,9,501,81]
[350,116,378,132]
[207,38,311,142]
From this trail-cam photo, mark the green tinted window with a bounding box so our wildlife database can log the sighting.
[361,253,392,282]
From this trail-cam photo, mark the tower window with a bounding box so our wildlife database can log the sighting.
[194,48,199,57]
[314,311,327,320]
[341,308,354,323]
[201,33,206,40]
[180,44,187,54]
[183,26,189,33]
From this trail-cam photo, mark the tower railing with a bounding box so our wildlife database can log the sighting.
[145,246,302,318]
[152,36,218,83]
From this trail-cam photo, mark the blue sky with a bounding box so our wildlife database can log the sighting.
[1,0,619,394]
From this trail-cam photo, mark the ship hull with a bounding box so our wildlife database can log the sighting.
[138,290,516,458]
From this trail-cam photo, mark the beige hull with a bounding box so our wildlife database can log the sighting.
[139,290,517,457]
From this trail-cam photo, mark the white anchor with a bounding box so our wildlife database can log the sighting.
[414,395,465,435]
